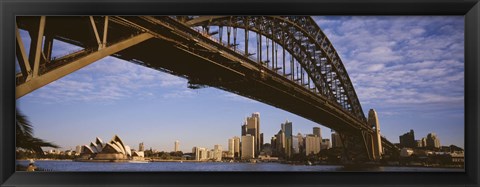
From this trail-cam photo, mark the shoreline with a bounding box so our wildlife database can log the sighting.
[17,159,464,169]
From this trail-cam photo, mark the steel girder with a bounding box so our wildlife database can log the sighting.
[184,16,367,125]
[15,16,154,99]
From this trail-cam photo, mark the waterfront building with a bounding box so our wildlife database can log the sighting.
[426,133,441,149]
[79,135,132,161]
[305,134,320,156]
[213,144,222,161]
[241,135,255,159]
[174,140,180,152]
[331,132,343,148]
[233,136,240,158]
[207,149,214,160]
[399,129,416,148]
[194,147,208,161]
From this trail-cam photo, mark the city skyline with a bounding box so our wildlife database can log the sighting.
[16,16,464,152]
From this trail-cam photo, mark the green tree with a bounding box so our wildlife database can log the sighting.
[16,108,59,154]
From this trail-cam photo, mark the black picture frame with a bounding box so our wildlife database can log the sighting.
[1,0,479,186]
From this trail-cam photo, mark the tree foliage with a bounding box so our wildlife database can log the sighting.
[16,108,59,154]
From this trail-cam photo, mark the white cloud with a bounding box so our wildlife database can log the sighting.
[314,16,464,117]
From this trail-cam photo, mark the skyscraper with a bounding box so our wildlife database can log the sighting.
[228,138,235,158]
[270,136,277,152]
[241,123,247,136]
[313,127,322,153]
[282,120,293,158]
[233,136,240,158]
[399,129,416,148]
[305,134,320,156]
[313,127,322,140]
[260,133,264,151]
[241,135,255,159]
[174,140,179,152]
[245,112,261,157]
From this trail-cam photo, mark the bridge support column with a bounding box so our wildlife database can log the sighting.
[368,109,383,160]
[341,133,374,162]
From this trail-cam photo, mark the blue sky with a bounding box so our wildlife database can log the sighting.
[16,16,464,152]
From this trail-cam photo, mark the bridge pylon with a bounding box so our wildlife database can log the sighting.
[337,109,383,163]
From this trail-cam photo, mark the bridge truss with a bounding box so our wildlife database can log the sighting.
[15,16,398,162]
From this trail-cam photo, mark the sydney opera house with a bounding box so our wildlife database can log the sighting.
[76,135,142,162]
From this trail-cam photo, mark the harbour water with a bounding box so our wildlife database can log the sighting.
[16,160,464,172]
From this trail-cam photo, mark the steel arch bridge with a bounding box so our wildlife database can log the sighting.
[15,16,398,162]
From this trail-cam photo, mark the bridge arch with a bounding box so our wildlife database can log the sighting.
[183,16,366,123]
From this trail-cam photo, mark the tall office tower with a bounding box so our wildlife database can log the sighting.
[305,134,320,156]
[282,120,293,158]
[426,133,441,149]
[313,127,322,153]
[270,136,277,154]
[139,142,144,152]
[331,132,343,148]
[275,129,285,155]
[174,140,179,152]
[245,112,261,156]
[368,109,383,160]
[241,122,247,136]
[241,135,255,159]
[313,127,322,140]
[260,133,264,151]
[233,136,241,158]
[228,138,235,158]
[399,129,416,148]
[213,144,223,161]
